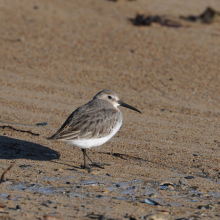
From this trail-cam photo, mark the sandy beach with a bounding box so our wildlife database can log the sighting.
[1,0,220,219]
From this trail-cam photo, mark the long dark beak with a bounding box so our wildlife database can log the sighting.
[118,100,142,114]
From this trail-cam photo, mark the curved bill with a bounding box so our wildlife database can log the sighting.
[118,100,142,114]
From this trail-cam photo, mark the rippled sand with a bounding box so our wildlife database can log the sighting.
[1,0,220,219]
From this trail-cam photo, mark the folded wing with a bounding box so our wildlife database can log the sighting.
[47,107,119,141]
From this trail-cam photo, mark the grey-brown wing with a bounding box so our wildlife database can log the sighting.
[47,109,78,140]
[48,108,119,140]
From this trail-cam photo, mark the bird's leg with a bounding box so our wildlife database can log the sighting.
[81,148,98,169]
[81,149,89,169]
[81,149,110,169]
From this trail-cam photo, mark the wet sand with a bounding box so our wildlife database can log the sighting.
[1,0,220,219]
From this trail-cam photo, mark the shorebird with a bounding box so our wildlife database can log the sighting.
[47,89,141,169]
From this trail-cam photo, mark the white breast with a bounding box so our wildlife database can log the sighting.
[62,120,122,149]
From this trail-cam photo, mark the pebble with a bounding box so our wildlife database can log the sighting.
[184,176,195,179]
[198,204,215,210]
[144,198,162,206]
[191,193,200,198]
[159,181,174,186]
[41,203,50,207]
[159,181,175,190]
[44,214,62,220]
[203,193,210,197]
[191,186,199,190]
[19,164,33,168]
[16,205,21,210]
[145,214,167,220]
[167,185,175,190]
[36,122,49,126]
[149,193,157,198]
[160,210,170,215]
[0,204,5,208]
[179,179,187,185]
[129,214,137,220]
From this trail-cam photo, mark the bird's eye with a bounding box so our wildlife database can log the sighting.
[108,96,112,99]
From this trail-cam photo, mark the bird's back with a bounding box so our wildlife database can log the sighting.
[47,99,122,141]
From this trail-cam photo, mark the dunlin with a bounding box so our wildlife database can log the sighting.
[48,89,141,169]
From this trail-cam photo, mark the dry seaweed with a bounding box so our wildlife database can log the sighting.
[0,125,39,136]
[180,7,220,24]
[129,13,182,27]
[0,161,16,184]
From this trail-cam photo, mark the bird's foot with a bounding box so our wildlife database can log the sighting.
[81,163,110,170]
[80,164,92,170]
[91,162,111,169]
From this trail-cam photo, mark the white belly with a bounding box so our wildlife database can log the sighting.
[62,120,122,149]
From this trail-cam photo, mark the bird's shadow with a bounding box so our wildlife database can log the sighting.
[0,136,60,161]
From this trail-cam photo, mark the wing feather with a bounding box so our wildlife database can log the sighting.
[47,101,119,141]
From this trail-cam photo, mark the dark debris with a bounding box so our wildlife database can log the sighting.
[36,122,48,126]
[0,161,16,184]
[0,125,39,136]
[129,13,182,27]
[180,7,220,24]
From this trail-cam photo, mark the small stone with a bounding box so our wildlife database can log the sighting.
[184,176,194,179]
[144,198,162,206]
[149,193,157,198]
[198,204,215,210]
[191,193,200,198]
[179,179,187,185]
[160,210,169,215]
[36,122,48,126]
[44,214,62,220]
[167,185,175,190]
[16,205,21,210]
[190,186,198,190]
[0,204,5,208]
[98,215,108,220]
[41,203,50,207]
[145,214,167,220]
[203,193,210,197]
[129,214,137,220]
[159,181,174,187]
[19,165,33,168]
[180,185,187,189]
[96,195,103,198]
[159,181,175,190]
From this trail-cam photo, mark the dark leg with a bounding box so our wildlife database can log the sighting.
[81,149,110,169]
[81,149,89,169]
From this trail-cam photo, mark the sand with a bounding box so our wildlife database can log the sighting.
[1,0,220,219]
